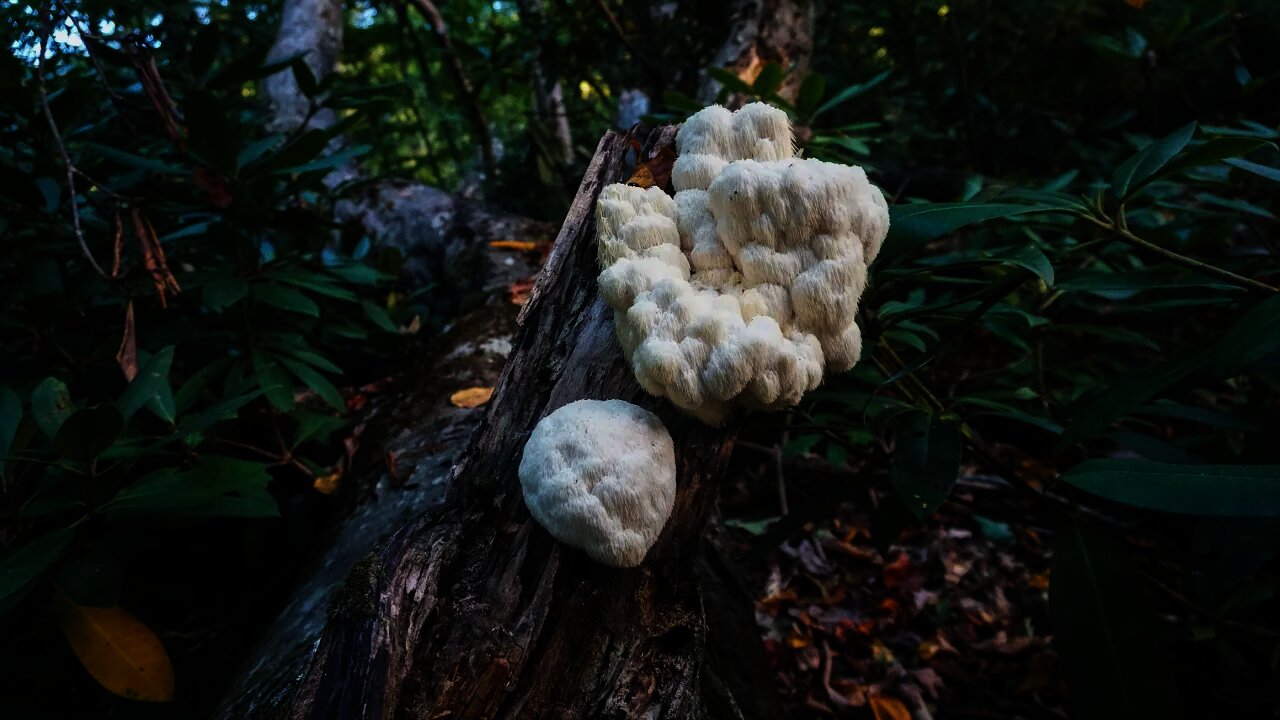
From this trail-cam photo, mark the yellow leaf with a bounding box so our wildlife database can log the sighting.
[55,594,174,702]
[488,240,539,252]
[450,386,494,409]
[869,695,912,720]
[313,472,342,495]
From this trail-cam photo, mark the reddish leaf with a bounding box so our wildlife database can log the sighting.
[116,302,137,381]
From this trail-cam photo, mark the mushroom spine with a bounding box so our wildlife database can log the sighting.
[518,399,677,568]
[596,102,890,425]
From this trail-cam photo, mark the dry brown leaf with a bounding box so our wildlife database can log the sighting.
[313,473,342,495]
[450,386,494,409]
[131,209,181,308]
[488,240,540,252]
[869,695,912,720]
[509,279,535,305]
[111,211,124,278]
[626,144,676,190]
[116,301,138,381]
[55,594,175,702]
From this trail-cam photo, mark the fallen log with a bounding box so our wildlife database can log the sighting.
[241,126,782,719]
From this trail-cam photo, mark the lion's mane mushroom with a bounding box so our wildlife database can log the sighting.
[518,399,676,568]
[596,102,890,425]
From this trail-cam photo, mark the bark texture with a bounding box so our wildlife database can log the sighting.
[263,0,343,134]
[699,0,814,105]
[269,127,774,719]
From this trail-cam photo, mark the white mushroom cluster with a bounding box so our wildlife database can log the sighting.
[596,103,890,425]
[518,399,676,568]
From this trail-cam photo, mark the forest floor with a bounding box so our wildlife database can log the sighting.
[723,448,1070,719]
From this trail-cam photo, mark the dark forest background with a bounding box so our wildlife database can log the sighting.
[2,0,1279,718]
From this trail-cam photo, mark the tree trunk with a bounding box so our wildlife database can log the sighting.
[236,127,775,720]
[698,0,814,106]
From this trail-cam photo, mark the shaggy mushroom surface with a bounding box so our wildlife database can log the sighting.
[518,399,676,568]
[596,103,890,424]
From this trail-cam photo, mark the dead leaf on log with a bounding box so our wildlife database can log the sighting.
[626,144,676,190]
[313,472,342,495]
[54,594,175,702]
[116,301,137,381]
[509,279,534,305]
[449,386,493,409]
[868,694,912,720]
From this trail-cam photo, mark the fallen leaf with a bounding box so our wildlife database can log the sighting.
[509,279,534,305]
[450,387,494,409]
[313,472,341,495]
[488,240,540,252]
[54,594,174,702]
[116,302,137,381]
[626,144,677,190]
[1028,572,1050,589]
[869,694,912,720]
[883,552,913,589]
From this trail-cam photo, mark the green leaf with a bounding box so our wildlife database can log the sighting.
[1225,157,1280,183]
[103,456,279,518]
[751,62,785,96]
[362,300,397,332]
[203,276,248,312]
[254,283,320,317]
[1050,525,1180,720]
[881,203,1058,264]
[292,412,348,448]
[813,70,889,119]
[999,244,1055,285]
[327,263,391,286]
[0,527,76,605]
[53,405,123,462]
[172,389,264,439]
[279,358,345,411]
[252,354,296,412]
[1202,294,1280,375]
[0,387,20,472]
[119,347,176,420]
[31,378,74,439]
[706,67,753,96]
[891,412,961,520]
[1153,136,1274,182]
[1111,122,1196,198]
[796,73,826,118]
[1063,460,1280,516]
[85,142,187,175]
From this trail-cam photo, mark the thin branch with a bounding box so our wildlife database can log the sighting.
[405,0,496,180]
[1081,210,1278,294]
[36,4,110,279]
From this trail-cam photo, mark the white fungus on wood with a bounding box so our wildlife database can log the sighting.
[596,102,890,424]
[518,399,677,568]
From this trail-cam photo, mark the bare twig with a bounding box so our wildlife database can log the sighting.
[405,0,496,179]
[36,4,110,279]
[1081,209,1278,294]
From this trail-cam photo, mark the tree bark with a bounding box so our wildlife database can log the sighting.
[254,127,780,720]
[698,0,814,106]
[263,0,344,135]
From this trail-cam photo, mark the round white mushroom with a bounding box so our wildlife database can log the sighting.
[518,399,677,568]
[596,102,890,425]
